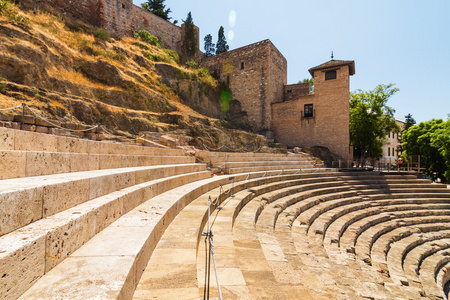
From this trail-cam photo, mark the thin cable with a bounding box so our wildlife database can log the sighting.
[0,104,22,111]
[25,105,98,132]
[210,236,223,300]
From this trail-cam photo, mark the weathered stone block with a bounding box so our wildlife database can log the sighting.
[99,154,121,170]
[0,231,46,299]
[70,153,100,172]
[0,150,26,179]
[0,127,14,150]
[13,115,35,125]
[57,136,89,153]
[35,126,49,134]
[26,151,71,177]
[35,118,61,127]
[43,179,90,217]
[44,213,92,272]
[0,187,43,236]
[14,130,58,152]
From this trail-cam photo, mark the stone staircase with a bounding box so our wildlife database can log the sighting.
[197,151,321,174]
[2,126,450,299]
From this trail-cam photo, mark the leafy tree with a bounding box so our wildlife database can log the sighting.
[182,12,197,60]
[216,26,229,54]
[401,118,449,183]
[298,78,314,86]
[141,0,172,21]
[204,34,215,57]
[350,84,400,159]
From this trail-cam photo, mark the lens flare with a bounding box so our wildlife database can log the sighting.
[228,30,235,41]
[229,10,236,27]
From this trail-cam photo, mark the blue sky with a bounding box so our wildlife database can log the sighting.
[134,0,450,123]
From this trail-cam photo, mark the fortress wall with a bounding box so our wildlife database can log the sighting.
[131,5,182,51]
[99,0,134,38]
[17,0,102,27]
[16,0,184,50]
[201,40,286,133]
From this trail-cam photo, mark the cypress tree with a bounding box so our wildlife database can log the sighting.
[204,34,215,57]
[182,12,197,60]
[216,26,229,54]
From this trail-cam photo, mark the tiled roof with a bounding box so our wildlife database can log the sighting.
[308,60,355,76]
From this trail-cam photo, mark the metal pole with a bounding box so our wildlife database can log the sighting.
[21,103,25,130]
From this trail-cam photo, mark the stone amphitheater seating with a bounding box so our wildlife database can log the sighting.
[1,126,450,299]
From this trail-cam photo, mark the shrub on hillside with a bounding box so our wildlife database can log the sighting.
[135,30,160,47]
[0,0,28,23]
[94,28,110,42]
[163,49,180,64]
[185,59,197,69]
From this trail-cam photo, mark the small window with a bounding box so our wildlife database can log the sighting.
[388,132,390,138]
[240,62,244,70]
[325,70,337,80]
[388,147,390,156]
[392,147,395,156]
[122,3,126,8]
[304,104,313,118]
[287,90,292,94]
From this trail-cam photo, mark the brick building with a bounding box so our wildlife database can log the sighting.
[202,41,355,159]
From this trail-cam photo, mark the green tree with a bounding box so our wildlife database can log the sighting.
[182,12,197,60]
[141,0,172,21]
[401,118,449,183]
[404,113,416,131]
[298,78,314,86]
[397,113,416,153]
[216,26,229,54]
[204,34,215,57]
[350,84,400,159]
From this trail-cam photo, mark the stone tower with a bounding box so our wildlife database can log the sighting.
[272,59,355,159]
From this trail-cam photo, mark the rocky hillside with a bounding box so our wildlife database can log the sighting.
[0,1,281,151]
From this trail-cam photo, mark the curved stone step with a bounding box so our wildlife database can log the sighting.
[0,163,205,236]
[419,249,450,299]
[404,237,450,289]
[0,170,210,300]
[18,174,255,300]
[387,231,450,287]
[0,149,195,180]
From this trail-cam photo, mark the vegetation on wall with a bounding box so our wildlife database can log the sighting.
[350,84,400,159]
[401,117,450,183]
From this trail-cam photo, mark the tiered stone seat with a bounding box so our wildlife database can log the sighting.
[0,127,191,180]
[198,151,320,174]
[3,126,450,300]
[0,127,211,299]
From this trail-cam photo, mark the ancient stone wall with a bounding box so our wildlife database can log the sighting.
[17,0,102,27]
[200,40,287,133]
[131,4,182,51]
[272,64,352,159]
[16,0,185,51]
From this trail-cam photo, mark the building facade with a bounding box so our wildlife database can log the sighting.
[202,42,355,160]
